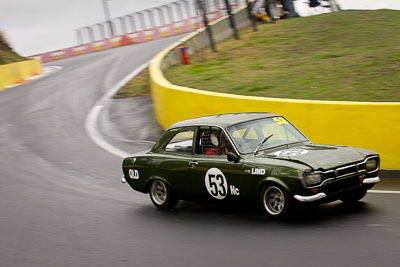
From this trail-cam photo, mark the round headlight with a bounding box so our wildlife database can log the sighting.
[304,173,322,186]
[365,158,378,171]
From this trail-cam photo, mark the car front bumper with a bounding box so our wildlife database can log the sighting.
[294,193,327,202]
[294,176,380,202]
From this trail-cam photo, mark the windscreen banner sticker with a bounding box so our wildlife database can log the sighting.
[205,168,228,199]
[273,117,288,125]
[274,149,308,156]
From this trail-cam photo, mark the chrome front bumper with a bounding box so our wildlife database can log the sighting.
[294,193,327,202]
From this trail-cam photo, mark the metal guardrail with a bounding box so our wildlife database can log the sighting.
[31,0,246,63]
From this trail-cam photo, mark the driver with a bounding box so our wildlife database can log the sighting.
[206,133,219,155]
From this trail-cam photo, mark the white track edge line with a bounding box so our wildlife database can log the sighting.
[369,190,400,194]
[85,62,150,159]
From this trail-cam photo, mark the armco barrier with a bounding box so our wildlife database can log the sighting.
[31,17,204,63]
[0,58,42,90]
[31,0,248,63]
[150,7,400,169]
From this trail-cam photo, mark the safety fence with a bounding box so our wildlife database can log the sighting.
[31,0,247,63]
[0,58,42,90]
[149,5,400,169]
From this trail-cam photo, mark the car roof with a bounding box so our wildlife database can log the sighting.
[168,112,280,130]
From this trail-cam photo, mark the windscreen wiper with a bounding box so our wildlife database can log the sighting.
[254,134,273,155]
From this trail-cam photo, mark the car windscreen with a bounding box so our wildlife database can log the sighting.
[227,117,308,154]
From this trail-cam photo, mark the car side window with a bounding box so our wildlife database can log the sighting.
[196,129,221,155]
[220,134,235,155]
[165,130,194,154]
[196,129,234,156]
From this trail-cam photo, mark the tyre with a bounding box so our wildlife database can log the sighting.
[340,189,367,204]
[149,180,179,210]
[260,184,291,219]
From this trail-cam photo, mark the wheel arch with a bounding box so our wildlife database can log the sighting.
[145,175,173,193]
[257,177,292,198]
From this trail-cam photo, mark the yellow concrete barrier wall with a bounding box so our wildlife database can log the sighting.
[0,58,42,90]
[150,17,400,170]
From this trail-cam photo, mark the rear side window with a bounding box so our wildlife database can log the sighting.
[165,130,194,154]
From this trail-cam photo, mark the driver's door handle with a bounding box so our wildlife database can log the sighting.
[189,161,198,167]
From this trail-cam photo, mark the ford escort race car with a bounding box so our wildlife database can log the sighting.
[121,113,380,218]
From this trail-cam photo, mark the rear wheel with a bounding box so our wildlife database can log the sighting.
[340,189,367,204]
[260,184,291,219]
[149,180,179,210]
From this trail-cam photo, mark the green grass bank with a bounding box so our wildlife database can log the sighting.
[114,68,151,98]
[0,32,27,65]
[164,10,400,102]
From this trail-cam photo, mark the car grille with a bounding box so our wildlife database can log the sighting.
[322,162,366,180]
[323,175,360,194]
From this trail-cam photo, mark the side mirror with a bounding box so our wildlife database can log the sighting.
[227,152,239,163]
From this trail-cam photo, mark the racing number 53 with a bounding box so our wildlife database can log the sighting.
[208,174,227,197]
[205,168,228,200]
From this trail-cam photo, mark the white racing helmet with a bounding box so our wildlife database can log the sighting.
[210,133,219,146]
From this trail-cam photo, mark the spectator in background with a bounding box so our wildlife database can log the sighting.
[308,0,330,15]
[280,0,300,18]
[253,0,300,21]
[252,0,274,21]
[309,0,321,8]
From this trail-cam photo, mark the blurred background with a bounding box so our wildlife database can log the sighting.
[0,0,399,57]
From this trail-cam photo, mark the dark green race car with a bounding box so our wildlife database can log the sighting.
[121,113,380,218]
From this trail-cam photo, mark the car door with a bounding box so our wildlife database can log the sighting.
[156,127,197,199]
[188,127,247,202]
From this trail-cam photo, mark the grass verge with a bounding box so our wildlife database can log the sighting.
[164,10,400,102]
[113,67,151,98]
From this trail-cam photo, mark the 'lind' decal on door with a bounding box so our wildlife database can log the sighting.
[251,168,266,175]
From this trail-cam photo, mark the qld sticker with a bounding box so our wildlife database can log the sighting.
[274,149,308,156]
[205,168,228,200]
[129,169,139,179]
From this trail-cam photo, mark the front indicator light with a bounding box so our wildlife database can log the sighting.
[365,158,378,171]
[304,173,322,186]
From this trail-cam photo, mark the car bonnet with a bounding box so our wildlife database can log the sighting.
[260,143,375,170]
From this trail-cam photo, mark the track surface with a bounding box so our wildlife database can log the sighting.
[1,36,399,267]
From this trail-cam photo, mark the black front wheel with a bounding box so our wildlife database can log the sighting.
[149,180,179,210]
[260,184,291,219]
[340,189,367,204]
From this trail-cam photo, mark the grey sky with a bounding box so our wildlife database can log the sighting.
[0,0,174,56]
[0,0,399,56]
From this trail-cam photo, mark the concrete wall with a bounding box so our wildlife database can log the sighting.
[0,58,42,90]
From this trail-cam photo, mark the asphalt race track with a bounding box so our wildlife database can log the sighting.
[1,36,399,267]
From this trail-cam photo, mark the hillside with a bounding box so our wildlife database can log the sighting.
[0,31,27,65]
[165,10,400,102]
